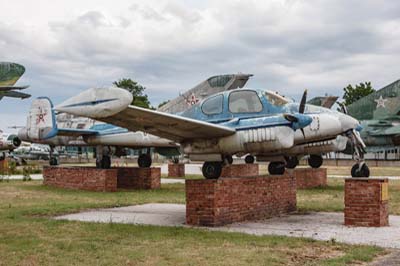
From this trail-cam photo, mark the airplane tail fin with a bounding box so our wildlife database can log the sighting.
[0,62,25,86]
[25,97,58,140]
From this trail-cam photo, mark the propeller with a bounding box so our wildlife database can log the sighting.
[283,89,309,138]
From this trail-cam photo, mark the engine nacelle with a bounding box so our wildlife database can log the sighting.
[0,133,22,151]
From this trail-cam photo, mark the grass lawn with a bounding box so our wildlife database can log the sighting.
[0,181,385,265]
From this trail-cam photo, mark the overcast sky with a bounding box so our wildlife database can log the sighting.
[1,0,400,133]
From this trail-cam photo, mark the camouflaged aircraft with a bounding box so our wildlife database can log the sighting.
[18,74,251,167]
[0,62,30,100]
[342,79,400,165]
[53,86,367,179]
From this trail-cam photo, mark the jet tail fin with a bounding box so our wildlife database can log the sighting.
[25,97,58,140]
[0,62,26,86]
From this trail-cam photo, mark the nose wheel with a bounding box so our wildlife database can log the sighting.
[138,154,152,168]
[351,162,370,178]
[245,155,255,164]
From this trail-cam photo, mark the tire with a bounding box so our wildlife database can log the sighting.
[102,155,111,169]
[351,163,370,178]
[245,155,255,164]
[49,157,58,166]
[202,162,222,179]
[225,155,233,165]
[268,162,285,175]
[308,154,323,168]
[285,157,298,169]
[138,154,152,168]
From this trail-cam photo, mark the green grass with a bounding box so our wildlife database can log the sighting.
[0,181,385,265]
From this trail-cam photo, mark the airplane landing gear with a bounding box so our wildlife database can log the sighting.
[49,146,59,166]
[268,161,285,175]
[351,162,370,178]
[308,154,323,168]
[225,155,233,165]
[202,161,222,179]
[95,146,111,169]
[245,155,255,164]
[285,156,298,169]
[138,154,152,168]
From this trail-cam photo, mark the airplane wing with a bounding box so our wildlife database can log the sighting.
[98,105,236,142]
[55,87,236,142]
[0,86,29,91]
[0,90,31,99]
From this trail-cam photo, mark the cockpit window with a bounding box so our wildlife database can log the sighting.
[207,75,233,88]
[202,94,223,115]
[265,91,289,106]
[229,90,263,113]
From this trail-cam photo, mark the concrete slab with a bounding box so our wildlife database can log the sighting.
[56,203,185,226]
[55,203,400,248]
[161,178,185,184]
[3,174,43,180]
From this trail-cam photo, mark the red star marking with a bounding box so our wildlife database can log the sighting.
[36,109,47,125]
[186,93,199,106]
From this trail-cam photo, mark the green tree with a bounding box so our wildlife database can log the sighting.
[341,82,375,106]
[113,78,152,109]
[157,100,170,109]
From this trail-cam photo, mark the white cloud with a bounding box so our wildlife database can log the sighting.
[1,0,400,130]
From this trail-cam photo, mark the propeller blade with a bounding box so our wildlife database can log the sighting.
[339,103,348,114]
[299,89,308,114]
[300,128,305,138]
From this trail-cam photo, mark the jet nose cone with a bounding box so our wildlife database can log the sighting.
[339,114,360,132]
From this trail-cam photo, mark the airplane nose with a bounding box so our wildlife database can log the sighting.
[339,114,360,132]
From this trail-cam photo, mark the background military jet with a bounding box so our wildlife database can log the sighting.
[0,130,22,160]
[0,62,30,100]
[55,86,367,179]
[343,79,400,158]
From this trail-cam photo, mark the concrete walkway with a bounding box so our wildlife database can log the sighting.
[55,203,400,249]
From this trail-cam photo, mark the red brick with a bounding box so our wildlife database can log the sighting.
[186,174,296,226]
[344,178,389,227]
[43,166,161,191]
[294,168,327,189]
[220,164,259,178]
[168,164,185,177]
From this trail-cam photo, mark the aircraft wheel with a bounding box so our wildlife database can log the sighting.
[225,155,233,165]
[202,162,222,179]
[308,154,323,168]
[285,157,298,169]
[138,154,152,168]
[101,155,111,169]
[49,157,58,166]
[351,163,370,178]
[245,155,255,164]
[0,153,5,161]
[268,162,285,175]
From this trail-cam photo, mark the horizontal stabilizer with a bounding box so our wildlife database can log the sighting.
[0,90,31,99]
[307,96,338,109]
[0,85,29,91]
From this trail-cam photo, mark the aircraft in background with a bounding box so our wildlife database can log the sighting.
[0,130,22,160]
[342,79,400,159]
[0,62,30,101]
[18,74,252,166]
[54,86,367,179]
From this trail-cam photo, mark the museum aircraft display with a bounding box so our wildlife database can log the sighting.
[341,79,400,160]
[0,130,22,160]
[53,86,368,179]
[19,74,250,166]
[0,62,30,100]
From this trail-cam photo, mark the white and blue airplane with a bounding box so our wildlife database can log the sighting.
[18,74,252,167]
[52,86,368,179]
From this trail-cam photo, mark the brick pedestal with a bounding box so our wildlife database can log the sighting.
[116,167,160,189]
[294,168,327,189]
[43,166,161,192]
[186,175,297,226]
[168,163,185,177]
[344,178,389,227]
[220,164,259,178]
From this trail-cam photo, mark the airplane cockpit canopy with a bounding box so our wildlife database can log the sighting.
[229,90,263,113]
[201,94,223,115]
[264,90,291,106]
